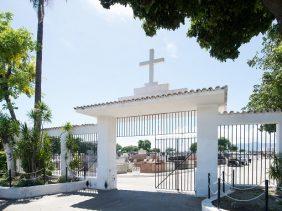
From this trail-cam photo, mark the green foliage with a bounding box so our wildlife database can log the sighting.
[166,148,175,155]
[190,143,197,153]
[0,151,7,172]
[78,140,97,154]
[245,25,282,112]
[28,102,52,127]
[99,0,273,61]
[229,145,238,152]
[218,137,230,153]
[116,143,122,155]
[0,12,35,109]
[269,155,282,188]
[50,136,61,155]
[69,153,81,171]
[245,25,281,133]
[66,135,79,154]
[121,145,138,153]
[14,124,53,173]
[14,103,53,174]
[188,138,237,153]
[150,148,160,153]
[138,140,151,152]
[0,112,19,145]
[15,178,44,187]
[63,122,72,133]
[57,175,79,183]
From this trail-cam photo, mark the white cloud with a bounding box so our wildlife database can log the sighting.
[165,41,178,58]
[86,0,133,22]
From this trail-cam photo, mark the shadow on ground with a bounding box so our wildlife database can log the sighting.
[0,196,42,210]
[72,189,202,211]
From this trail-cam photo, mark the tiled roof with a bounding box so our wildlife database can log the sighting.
[74,85,228,110]
[43,123,96,130]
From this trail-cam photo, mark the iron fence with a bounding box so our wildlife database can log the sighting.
[218,124,277,186]
[117,110,197,137]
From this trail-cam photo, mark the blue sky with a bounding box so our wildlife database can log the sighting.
[0,0,264,128]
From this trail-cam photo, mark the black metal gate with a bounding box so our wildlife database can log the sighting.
[71,133,98,177]
[116,110,197,192]
[154,136,196,191]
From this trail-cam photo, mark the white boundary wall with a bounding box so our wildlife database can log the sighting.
[0,181,87,199]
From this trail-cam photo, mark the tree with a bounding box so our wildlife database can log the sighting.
[116,143,123,155]
[99,0,278,61]
[245,25,282,112]
[229,145,238,152]
[218,137,231,154]
[50,136,61,155]
[244,24,281,133]
[190,143,197,154]
[121,145,138,153]
[0,12,35,119]
[30,0,48,133]
[0,12,35,174]
[166,148,175,155]
[188,138,237,153]
[14,103,53,175]
[138,140,151,152]
[150,148,160,153]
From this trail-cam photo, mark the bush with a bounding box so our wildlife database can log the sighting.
[15,178,44,187]
[0,177,8,186]
[57,175,79,183]
[0,151,7,173]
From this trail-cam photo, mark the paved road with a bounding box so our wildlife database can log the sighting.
[1,189,202,211]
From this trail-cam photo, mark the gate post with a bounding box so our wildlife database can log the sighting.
[96,116,117,190]
[196,105,218,197]
[60,133,68,176]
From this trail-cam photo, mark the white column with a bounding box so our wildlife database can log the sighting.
[96,116,117,189]
[60,133,67,176]
[196,105,218,197]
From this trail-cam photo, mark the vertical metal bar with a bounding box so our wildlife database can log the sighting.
[269,130,272,184]
[208,173,211,199]
[84,166,86,180]
[260,125,263,183]
[232,169,235,188]
[243,124,246,185]
[247,124,250,185]
[9,169,12,188]
[222,171,225,193]
[66,167,68,181]
[264,129,267,182]
[217,178,221,209]
[256,124,259,185]
[252,124,254,185]
[265,180,269,211]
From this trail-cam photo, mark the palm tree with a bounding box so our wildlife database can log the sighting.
[30,0,46,132]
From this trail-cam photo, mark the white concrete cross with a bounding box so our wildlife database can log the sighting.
[139,49,164,86]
